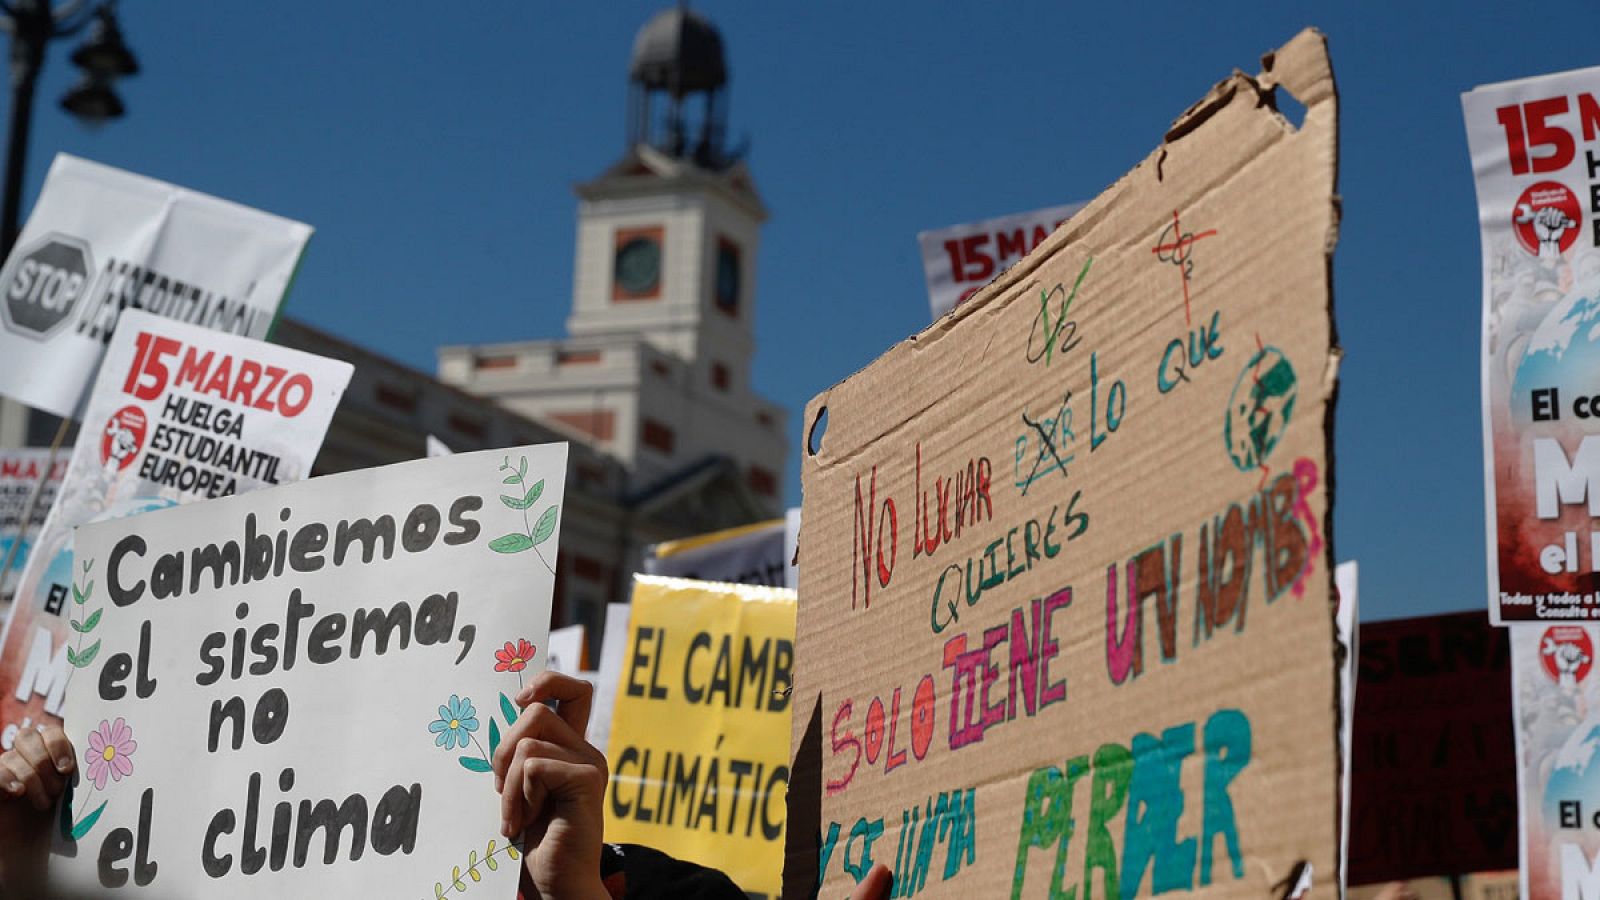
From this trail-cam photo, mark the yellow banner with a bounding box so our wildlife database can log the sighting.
[604,575,795,899]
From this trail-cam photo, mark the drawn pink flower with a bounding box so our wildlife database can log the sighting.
[84,718,136,790]
[495,639,537,673]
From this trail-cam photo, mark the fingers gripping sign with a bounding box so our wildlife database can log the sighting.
[489,671,610,900]
[0,724,76,893]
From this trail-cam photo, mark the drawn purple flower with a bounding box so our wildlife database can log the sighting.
[84,718,136,790]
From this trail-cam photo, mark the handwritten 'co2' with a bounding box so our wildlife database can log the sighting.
[1025,258,1092,367]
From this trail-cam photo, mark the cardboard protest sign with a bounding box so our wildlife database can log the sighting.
[0,448,67,600]
[919,203,1085,320]
[1511,622,1600,899]
[0,311,350,748]
[1464,67,1600,622]
[0,154,312,418]
[1348,612,1514,885]
[47,443,568,897]
[789,30,1340,899]
[605,576,794,899]
[645,519,789,588]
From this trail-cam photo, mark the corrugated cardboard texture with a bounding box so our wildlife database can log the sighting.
[789,29,1341,900]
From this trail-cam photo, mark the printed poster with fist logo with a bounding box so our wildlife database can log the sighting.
[1513,624,1600,899]
[0,311,351,750]
[1465,67,1600,622]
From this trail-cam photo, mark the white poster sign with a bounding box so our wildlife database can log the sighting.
[49,444,568,896]
[0,311,350,746]
[1464,68,1600,622]
[0,154,312,418]
[1512,621,1600,899]
[545,623,584,673]
[0,448,67,600]
[1334,561,1358,892]
[917,202,1084,319]
[586,601,631,756]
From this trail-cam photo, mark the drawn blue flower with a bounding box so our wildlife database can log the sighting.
[428,695,480,750]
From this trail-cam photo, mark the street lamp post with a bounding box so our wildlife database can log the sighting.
[0,0,136,256]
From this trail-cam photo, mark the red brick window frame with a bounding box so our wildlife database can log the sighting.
[748,466,778,497]
[714,236,741,318]
[613,226,664,302]
[550,410,615,442]
[375,383,419,413]
[449,414,487,441]
[557,349,601,365]
[475,354,517,370]
[642,419,675,455]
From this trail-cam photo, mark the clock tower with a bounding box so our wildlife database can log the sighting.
[566,6,766,383]
[438,7,786,508]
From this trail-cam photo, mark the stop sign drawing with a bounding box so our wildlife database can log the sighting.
[0,233,93,340]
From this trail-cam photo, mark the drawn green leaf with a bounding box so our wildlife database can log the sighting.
[57,781,74,840]
[500,692,518,725]
[435,882,446,900]
[531,507,559,545]
[76,640,102,668]
[524,480,543,506]
[453,865,466,891]
[65,646,79,667]
[499,494,531,510]
[70,801,108,841]
[76,608,103,633]
[502,473,520,485]
[518,456,528,480]
[488,533,534,554]
[72,583,84,604]
[458,756,493,773]
[489,718,501,756]
[70,618,85,633]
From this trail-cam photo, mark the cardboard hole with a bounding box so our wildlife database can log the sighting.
[1274,86,1306,131]
[807,406,828,456]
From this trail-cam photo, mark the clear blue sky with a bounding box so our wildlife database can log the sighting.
[12,1,1599,621]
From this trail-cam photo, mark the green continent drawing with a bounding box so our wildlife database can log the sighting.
[1225,347,1297,471]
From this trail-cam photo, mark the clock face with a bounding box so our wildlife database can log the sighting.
[716,243,740,312]
[615,237,661,295]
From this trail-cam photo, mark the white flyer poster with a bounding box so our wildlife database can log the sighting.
[1512,622,1600,899]
[1464,68,1600,623]
[1334,561,1358,894]
[46,444,567,897]
[916,202,1084,319]
[0,154,312,418]
[0,448,67,600]
[586,601,631,757]
[0,311,351,747]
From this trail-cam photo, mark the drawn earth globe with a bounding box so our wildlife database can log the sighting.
[1224,347,1298,472]
[1513,288,1600,422]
